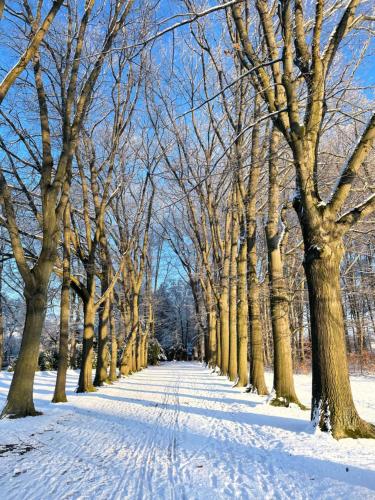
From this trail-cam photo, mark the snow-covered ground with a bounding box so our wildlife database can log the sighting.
[0,362,374,500]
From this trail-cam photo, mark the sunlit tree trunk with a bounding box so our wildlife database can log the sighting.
[229,190,239,381]
[236,210,248,387]
[94,296,110,386]
[216,313,221,369]
[109,306,118,382]
[2,283,48,416]
[132,293,140,372]
[265,128,300,406]
[120,341,132,376]
[132,339,137,372]
[77,298,96,393]
[219,209,231,376]
[206,281,217,368]
[120,302,132,375]
[304,234,375,438]
[136,332,142,371]
[52,202,71,403]
[245,99,268,395]
[69,293,79,369]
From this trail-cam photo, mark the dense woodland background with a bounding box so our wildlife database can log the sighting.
[0,0,374,439]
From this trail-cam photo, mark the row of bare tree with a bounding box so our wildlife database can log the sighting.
[0,1,374,440]
[144,0,375,439]
[0,0,159,416]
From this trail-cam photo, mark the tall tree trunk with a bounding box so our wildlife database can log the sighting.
[304,235,375,438]
[141,333,148,368]
[262,289,273,366]
[77,299,96,393]
[266,242,301,406]
[52,202,71,403]
[120,304,131,375]
[247,243,268,395]
[229,192,239,381]
[94,296,110,386]
[236,215,248,387]
[132,339,137,372]
[69,293,79,369]
[208,309,217,368]
[132,293,140,371]
[206,280,217,368]
[230,0,375,438]
[1,284,48,417]
[343,295,352,354]
[245,97,268,395]
[216,312,221,369]
[219,293,229,375]
[136,334,142,371]
[109,307,117,382]
[297,280,305,363]
[120,340,132,376]
[70,333,77,369]
[265,128,300,406]
[217,207,231,376]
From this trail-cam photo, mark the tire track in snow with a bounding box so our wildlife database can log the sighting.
[113,381,172,499]
[111,368,185,500]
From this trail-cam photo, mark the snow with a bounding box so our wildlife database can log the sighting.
[0,362,375,499]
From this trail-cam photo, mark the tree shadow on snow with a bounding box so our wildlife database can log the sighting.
[66,404,375,493]
[79,391,305,432]
[105,385,261,408]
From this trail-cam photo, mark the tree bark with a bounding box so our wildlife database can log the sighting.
[132,293,140,371]
[247,244,268,395]
[109,308,118,382]
[229,192,239,381]
[265,128,300,406]
[1,286,48,417]
[94,297,110,386]
[120,303,131,375]
[132,339,137,372]
[141,333,148,368]
[208,309,217,368]
[52,202,71,403]
[77,299,96,393]
[69,294,79,369]
[219,294,229,375]
[236,215,248,387]
[304,236,375,438]
[120,340,132,376]
[245,96,268,395]
[136,334,142,371]
[216,313,221,369]
[219,213,231,376]
[266,241,301,406]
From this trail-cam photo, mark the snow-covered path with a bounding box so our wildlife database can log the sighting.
[1,362,375,499]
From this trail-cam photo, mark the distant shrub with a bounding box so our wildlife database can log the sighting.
[147,338,166,365]
[38,349,59,371]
